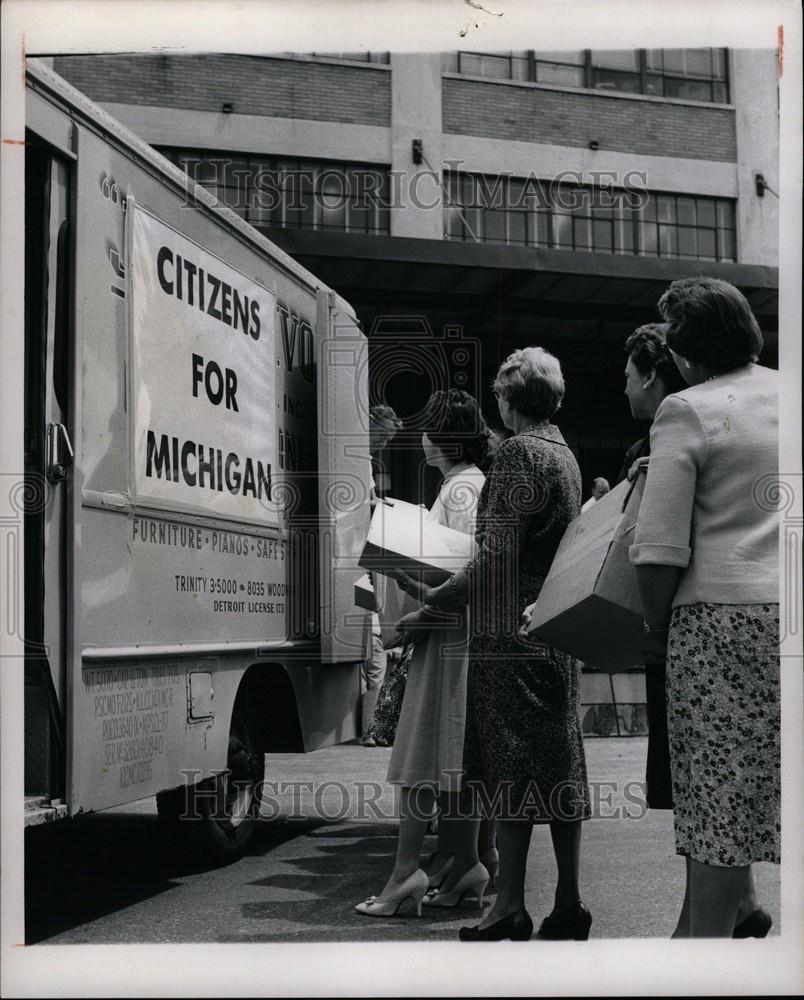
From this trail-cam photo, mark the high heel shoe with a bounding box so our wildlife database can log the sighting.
[733,907,772,938]
[423,862,490,909]
[537,901,592,941]
[354,869,429,918]
[459,906,533,941]
[426,853,453,890]
[479,847,499,889]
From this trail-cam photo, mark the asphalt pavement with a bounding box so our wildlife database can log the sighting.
[24,737,780,944]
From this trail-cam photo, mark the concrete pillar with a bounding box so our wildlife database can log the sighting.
[731,49,780,266]
[389,53,444,240]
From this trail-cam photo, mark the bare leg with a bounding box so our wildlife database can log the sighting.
[436,791,481,892]
[478,819,532,929]
[547,819,582,913]
[734,864,760,925]
[689,858,749,937]
[672,856,691,938]
[371,785,434,902]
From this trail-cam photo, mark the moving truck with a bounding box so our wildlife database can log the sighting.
[21,59,371,860]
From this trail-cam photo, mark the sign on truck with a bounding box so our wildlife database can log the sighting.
[22,59,371,861]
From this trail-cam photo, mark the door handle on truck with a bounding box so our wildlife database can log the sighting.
[46,422,74,483]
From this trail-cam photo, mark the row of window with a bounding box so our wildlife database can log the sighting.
[162,151,392,235]
[162,151,737,262]
[444,172,737,261]
[450,49,728,103]
[283,49,729,103]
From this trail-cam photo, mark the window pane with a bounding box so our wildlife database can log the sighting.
[645,74,664,95]
[657,196,675,223]
[574,217,593,249]
[614,217,635,253]
[664,77,711,101]
[661,50,685,73]
[511,56,530,80]
[442,52,459,73]
[639,222,658,255]
[641,195,657,222]
[531,212,550,246]
[645,50,664,71]
[711,48,727,79]
[508,212,527,245]
[697,229,716,258]
[553,213,573,247]
[535,50,586,64]
[462,52,511,78]
[659,224,678,257]
[593,219,613,251]
[484,209,506,243]
[445,206,465,238]
[717,201,734,227]
[697,200,716,226]
[712,81,729,103]
[592,68,641,92]
[677,227,697,257]
[508,178,525,208]
[591,50,639,71]
[677,198,696,225]
[376,204,390,235]
[681,49,712,76]
[536,63,585,86]
[718,228,736,260]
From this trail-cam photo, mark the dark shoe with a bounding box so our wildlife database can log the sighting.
[537,901,592,941]
[733,907,772,938]
[459,907,533,941]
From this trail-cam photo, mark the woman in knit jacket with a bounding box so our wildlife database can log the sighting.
[631,277,779,938]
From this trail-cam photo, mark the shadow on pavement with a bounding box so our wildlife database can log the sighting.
[24,811,324,943]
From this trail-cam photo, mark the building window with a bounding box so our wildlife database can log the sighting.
[161,150,391,235]
[449,48,729,103]
[289,52,390,64]
[443,171,737,261]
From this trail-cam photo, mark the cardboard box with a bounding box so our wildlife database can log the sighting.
[359,496,476,583]
[526,473,646,673]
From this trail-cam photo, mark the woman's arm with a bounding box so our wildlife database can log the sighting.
[630,395,708,635]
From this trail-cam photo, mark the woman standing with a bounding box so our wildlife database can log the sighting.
[402,348,591,941]
[631,277,779,937]
[355,390,491,917]
[620,323,688,809]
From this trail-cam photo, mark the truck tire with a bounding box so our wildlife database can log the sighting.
[156,704,264,865]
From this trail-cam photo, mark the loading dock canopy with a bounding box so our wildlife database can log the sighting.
[266,230,778,354]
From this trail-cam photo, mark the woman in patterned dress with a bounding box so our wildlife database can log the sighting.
[631,277,779,937]
[397,348,592,941]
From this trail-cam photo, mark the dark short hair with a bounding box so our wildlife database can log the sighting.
[624,323,687,394]
[493,346,565,420]
[658,277,763,374]
[369,404,403,431]
[422,390,491,466]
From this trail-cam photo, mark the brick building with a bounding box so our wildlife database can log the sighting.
[50,49,779,505]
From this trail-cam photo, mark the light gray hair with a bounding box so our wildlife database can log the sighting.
[492,346,565,420]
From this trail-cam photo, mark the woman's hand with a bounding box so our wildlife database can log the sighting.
[627,456,650,482]
[519,601,537,636]
[391,607,434,646]
[391,569,435,604]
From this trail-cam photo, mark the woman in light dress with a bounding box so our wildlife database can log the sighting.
[355,390,495,917]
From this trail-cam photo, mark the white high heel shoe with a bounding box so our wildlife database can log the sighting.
[422,862,490,910]
[354,868,429,918]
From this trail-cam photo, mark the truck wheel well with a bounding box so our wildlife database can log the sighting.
[235,664,304,754]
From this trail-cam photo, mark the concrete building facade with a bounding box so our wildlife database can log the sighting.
[51,49,779,501]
